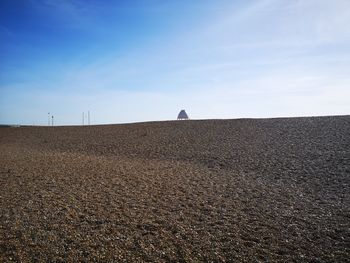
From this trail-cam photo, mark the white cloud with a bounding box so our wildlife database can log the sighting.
[29,0,96,29]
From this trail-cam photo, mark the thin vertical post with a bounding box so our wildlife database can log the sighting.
[51,115,54,126]
[88,111,90,125]
[48,112,50,126]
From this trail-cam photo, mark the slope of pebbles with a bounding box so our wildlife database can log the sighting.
[0,116,349,262]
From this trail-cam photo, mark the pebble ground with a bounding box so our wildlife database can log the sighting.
[1,116,349,262]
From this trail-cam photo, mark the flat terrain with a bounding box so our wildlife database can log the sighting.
[1,116,349,262]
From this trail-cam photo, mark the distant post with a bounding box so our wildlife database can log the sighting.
[88,111,90,125]
[51,115,54,126]
[82,112,85,125]
[48,112,50,126]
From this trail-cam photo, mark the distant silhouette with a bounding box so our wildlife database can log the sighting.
[177,110,189,120]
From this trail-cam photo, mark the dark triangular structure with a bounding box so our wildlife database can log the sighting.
[177,110,189,120]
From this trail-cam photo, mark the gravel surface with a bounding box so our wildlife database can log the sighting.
[1,116,349,262]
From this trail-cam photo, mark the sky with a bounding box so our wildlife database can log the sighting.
[0,0,350,125]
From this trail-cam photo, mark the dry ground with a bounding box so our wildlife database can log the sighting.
[0,116,349,262]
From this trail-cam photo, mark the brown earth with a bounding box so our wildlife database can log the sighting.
[0,116,349,262]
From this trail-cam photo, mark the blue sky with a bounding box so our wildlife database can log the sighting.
[1,0,349,125]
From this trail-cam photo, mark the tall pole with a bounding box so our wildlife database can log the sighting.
[51,115,54,126]
[88,111,90,125]
[48,112,50,126]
